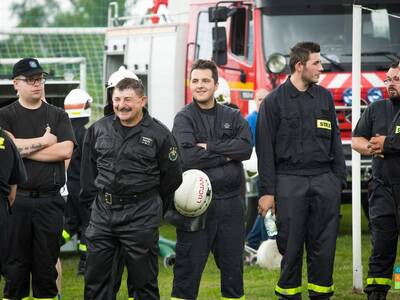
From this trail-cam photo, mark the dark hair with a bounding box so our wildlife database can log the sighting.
[289,42,321,74]
[190,59,219,84]
[390,60,400,69]
[114,78,145,97]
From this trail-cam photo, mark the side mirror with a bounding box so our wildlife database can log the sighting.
[208,7,229,22]
[212,27,227,65]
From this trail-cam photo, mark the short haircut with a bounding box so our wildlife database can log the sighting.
[289,42,321,74]
[190,59,219,84]
[390,60,400,69]
[114,78,145,97]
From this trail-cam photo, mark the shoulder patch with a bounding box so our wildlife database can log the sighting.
[168,146,178,161]
[395,126,400,134]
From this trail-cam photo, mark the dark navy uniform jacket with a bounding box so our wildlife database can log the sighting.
[256,78,346,196]
[80,109,182,207]
[353,98,400,180]
[382,105,400,184]
[172,100,252,200]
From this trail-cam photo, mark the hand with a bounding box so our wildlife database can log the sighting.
[369,134,386,155]
[42,126,57,147]
[258,194,275,217]
[197,143,207,150]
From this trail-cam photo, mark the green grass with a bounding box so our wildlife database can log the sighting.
[2,204,400,299]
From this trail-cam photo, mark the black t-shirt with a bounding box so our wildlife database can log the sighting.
[0,129,27,198]
[0,101,75,190]
[353,99,400,179]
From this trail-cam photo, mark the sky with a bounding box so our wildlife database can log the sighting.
[0,0,17,29]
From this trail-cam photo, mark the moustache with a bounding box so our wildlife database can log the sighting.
[117,107,132,112]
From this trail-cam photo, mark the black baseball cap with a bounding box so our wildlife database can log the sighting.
[12,58,48,79]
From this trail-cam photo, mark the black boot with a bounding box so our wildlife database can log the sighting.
[367,291,387,300]
[77,253,87,276]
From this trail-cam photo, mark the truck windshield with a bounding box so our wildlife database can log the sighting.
[262,4,400,70]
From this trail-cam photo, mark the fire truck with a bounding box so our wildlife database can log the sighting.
[104,0,400,202]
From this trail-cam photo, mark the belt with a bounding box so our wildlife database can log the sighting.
[17,189,60,198]
[99,189,158,205]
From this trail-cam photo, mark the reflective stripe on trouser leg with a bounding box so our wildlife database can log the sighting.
[367,278,392,286]
[78,243,87,252]
[307,283,334,294]
[275,285,303,296]
[62,230,71,243]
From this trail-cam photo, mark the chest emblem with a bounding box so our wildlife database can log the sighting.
[223,122,232,129]
[0,137,4,150]
[316,119,332,130]
[139,136,154,147]
[169,147,178,162]
[395,126,400,134]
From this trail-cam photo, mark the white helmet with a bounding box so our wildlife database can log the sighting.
[256,239,282,270]
[174,169,212,217]
[215,77,231,105]
[107,66,139,89]
[64,89,92,119]
[243,148,258,178]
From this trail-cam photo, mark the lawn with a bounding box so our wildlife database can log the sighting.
[2,204,400,299]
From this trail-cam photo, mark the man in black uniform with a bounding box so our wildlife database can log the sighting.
[170,59,252,300]
[0,129,27,282]
[81,78,182,300]
[61,88,93,275]
[256,42,346,300]
[353,60,400,300]
[0,58,75,299]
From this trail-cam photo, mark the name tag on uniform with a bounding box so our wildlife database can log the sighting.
[316,119,332,130]
[396,126,400,134]
[139,136,154,147]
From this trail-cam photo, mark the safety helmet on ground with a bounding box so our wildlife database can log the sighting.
[107,66,139,89]
[174,169,212,217]
[243,148,258,178]
[215,77,231,105]
[256,239,282,270]
[64,88,92,119]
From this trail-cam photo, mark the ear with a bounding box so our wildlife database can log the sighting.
[214,81,219,93]
[142,96,148,106]
[295,61,303,73]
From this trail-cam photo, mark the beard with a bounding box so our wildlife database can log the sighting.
[389,95,400,102]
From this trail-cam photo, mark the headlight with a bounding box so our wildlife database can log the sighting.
[343,88,352,106]
[266,53,286,74]
[367,87,383,103]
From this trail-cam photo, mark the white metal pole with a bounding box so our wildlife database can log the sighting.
[352,4,363,293]
[80,60,87,91]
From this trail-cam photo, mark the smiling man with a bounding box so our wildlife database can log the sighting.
[170,59,252,300]
[80,78,182,300]
[256,42,346,300]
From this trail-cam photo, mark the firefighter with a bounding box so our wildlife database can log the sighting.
[61,88,93,275]
[0,129,27,282]
[0,57,75,299]
[81,77,182,300]
[352,60,400,300]
[256,42,346,299]
[170,59,252,300]
[103,66,141,299]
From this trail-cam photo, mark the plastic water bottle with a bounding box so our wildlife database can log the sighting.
[264,209,278,237]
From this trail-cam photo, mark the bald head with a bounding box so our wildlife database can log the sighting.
[385,60,400,100]
[254,88,269,112]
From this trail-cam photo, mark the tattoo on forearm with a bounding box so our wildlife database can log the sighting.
[18,143,43,157]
